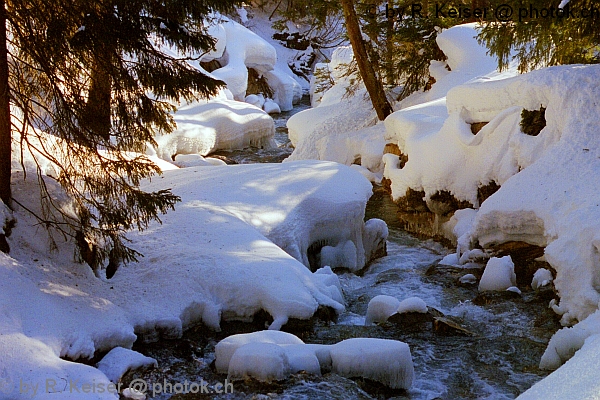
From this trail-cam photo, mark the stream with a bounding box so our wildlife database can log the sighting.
[126,99,560,399]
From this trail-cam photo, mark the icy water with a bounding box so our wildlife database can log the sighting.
[125,101,560,399]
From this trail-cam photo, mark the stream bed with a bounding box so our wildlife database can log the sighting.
[124,99,560,399]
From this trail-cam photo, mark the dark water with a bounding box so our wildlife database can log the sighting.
[125,102,560,400]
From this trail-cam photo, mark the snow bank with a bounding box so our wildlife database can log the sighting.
[330,338,414,390]
[155,99,276,160]
[0,160,382,398]
[383,24,600,331]
[478,256,517,292]
[518,334,600,399]
[285,46,384,175]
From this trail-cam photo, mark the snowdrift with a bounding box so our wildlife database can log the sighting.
[0,160,385,399]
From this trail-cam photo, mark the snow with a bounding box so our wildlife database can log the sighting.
[172,154,226,168]
[285,46,384,174]
[154,99,276,160]
[396,297,428,314]
[439,253,459,266]
[208,16,303,112]
[478,256,517,292]
[539,309,600,370]
[0,159,385,398]
[518,334,600,399]
[381,23,600,365]
[365,295,401,325]
[214,330,304,374]
[96,347,157,383]
[227,342,292,382]
[532,268,553,290]
[329,338,414,390]
[216,333,414,389]
[211,20,277,101]
[459,274,477,285]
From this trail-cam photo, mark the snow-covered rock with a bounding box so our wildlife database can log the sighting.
[211,20,277,101]
[227,342,291,382]
[365,295,401,325]
[96,347,157,383]
[330,338,414,390]
[155,99,276,160]
[478,256,516,292]
[215,330,304,374]
[532,268,553,290]
[396,297,428,314]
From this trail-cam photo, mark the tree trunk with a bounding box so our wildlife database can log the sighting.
[83,56,111,140]
[340,0,393,121]
[0,0,11,207]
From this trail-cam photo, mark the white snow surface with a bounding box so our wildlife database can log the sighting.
[532,268,554,290]
[0,160,386,398]
[215,330,304,374]
[227,342,292,382]
[365,295,401,325]
[478,256,517,292]
[396,297,428,314]
[285,46,384,174]
[329,338,414,390]
[155,99,276,160]
[518,334,600,399]
[96,347,157,384]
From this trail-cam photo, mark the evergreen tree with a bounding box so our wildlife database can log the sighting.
[0,0,242,277]
[479,0,600,71]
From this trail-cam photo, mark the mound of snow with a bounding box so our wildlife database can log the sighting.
[96,347,157,383]
[365,295,401,325]
[330,338,414,390]
[532,268,554,290]
[227,342,291,382]
[211,20,277,101]
[478,256,516,292]
[396,297,428,314]
[215,330,304,374]
[155,99,276,160]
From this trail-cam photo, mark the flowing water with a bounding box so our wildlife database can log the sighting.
[126,99,560,399]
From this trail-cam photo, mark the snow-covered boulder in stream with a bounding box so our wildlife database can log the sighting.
[155,99,276,160]
[215,332,414,389]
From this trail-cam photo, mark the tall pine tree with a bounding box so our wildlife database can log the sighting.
[1,0,242,277]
